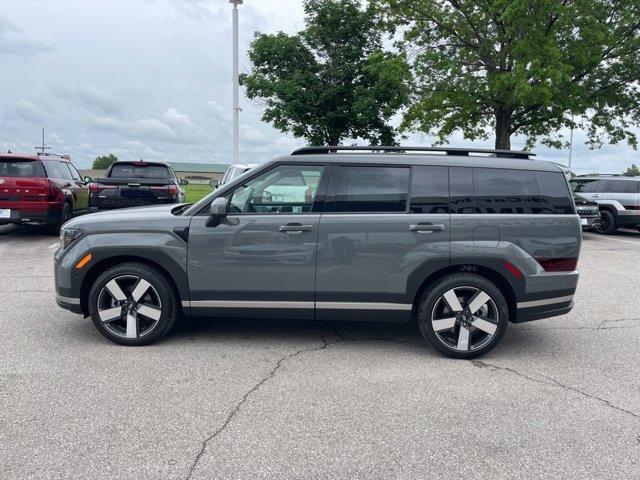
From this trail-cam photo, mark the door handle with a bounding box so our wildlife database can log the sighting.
[410,223,445,233]
[278,224,314,234]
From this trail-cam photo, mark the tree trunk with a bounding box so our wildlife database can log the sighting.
[494,110,512,150]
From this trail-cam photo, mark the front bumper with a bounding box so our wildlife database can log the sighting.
[580,216,601,230]
[55,294,83,314]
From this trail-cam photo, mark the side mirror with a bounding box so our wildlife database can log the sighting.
[179,178,189,186]
[83,176,93,183]
[208,179,219,188]
[206,197,228,228]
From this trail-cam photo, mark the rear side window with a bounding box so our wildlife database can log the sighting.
[473,168,541,214]
[535,171,575,214]
[571,179,604,193]
[110,164,170,179]
[410,166,449,213]
[605,180,640,193]
[0,159,45,177]
[43,160,65,179]
[56,161,74,181]
[332,166,410,212]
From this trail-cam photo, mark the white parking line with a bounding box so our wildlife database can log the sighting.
[583,233,640,246]
[49,242,59,249]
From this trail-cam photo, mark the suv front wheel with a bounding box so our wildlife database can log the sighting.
[417,273,509,359]
[88,262,178,345]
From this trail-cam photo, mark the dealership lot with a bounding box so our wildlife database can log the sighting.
[1,224,639,480]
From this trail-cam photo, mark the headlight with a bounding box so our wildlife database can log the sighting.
[59,227,83,249]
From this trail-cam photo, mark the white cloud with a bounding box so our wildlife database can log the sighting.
[0,16,55,57]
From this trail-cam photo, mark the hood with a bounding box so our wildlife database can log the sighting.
[64,203,188,233]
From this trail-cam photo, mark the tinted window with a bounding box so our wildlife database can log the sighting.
[410,166,449,213]
[450,167,474,214]
[43,160,65,179]
[110,164,170,179]
[56,161,74,180]
[535,171,575,214]
[64,162,82,181]
[0,159,44,178]
[571,179,604,193]
[333,166,410,212]
[473,168,541,214]
[605,180,639,193]
[230,164,324,214]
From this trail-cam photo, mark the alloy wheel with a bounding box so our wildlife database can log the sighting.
[431,286,499,352]
[96,275,162,340]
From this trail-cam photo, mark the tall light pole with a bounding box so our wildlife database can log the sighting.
[230,0,242,164]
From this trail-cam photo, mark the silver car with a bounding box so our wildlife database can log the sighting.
[569,175,640,234]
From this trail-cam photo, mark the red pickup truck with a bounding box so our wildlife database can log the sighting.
[0,153,89,231]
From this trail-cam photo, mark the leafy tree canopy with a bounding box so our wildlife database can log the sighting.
[92,153,118,170]
[377,0,640,150]
[624,163,640,176]
[240,0,411,146]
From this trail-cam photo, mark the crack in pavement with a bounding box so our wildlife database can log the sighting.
[184,325,422,479]
[471,360,640,420]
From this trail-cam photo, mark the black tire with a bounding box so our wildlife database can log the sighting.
[88,262,179,346]
[595,209,617,235]
[417,273,509,359]
[51,202,73,235]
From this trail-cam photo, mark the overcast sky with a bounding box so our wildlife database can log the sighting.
[0,0,637,172]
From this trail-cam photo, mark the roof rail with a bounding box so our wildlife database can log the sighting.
[575,173,625,177]
[290,145,535,160]
[36,152,71,161]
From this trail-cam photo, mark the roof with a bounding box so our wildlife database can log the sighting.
[271,153,562,172]
[167,162,230,173]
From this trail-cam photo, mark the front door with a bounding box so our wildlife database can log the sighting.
[187,163,327,319]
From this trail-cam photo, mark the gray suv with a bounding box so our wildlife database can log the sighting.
[569,175,640,234]
[54,146,581,358]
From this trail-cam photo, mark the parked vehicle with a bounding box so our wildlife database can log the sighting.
[574,193,601,231]
[54,146,581,359]
[569,175,640,234]
[218,163,257,187]
[89,161,187,211]
[0,152,89,230]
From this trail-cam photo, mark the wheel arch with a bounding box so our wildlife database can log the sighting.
[79,254,186,316]
[410,264,518,324]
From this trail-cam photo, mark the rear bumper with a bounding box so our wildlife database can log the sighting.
[514,301,574,323]
[89,195,177,210]
[512,269,579,323]
[0,203,61,225]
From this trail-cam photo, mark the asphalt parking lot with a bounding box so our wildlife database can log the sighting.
[1,224,639,480]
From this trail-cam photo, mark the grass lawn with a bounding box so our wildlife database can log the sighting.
[184,183,215,203]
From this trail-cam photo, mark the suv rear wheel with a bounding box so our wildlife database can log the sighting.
[595,209,617,235]
[417,273,508,359]
[88,262,178,345]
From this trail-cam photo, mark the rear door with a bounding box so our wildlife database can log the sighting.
[315,164,450,322]
[602,179,640,211]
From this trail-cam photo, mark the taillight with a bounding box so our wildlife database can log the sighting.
[168,185,178,197]
[536,257,578,272]
[88,183,99,193]
[89,183,116,193]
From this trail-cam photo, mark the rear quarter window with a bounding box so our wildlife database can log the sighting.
[605,180,640,193]
[473,168,541,214]
[535,171,575,214]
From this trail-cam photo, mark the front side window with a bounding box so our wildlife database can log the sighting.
[64,162,82,181]
[332,166,410,212]
[473,168,541,214]
[229,164,324,214]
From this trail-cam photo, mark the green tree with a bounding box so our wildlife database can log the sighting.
[377,0,640,150]
[624,164,640,176]
[92,153,118,170]
[240,0,411,146]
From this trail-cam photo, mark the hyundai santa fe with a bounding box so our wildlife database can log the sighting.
[54,146,581,359]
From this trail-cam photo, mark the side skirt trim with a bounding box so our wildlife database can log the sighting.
[183,300,412,311]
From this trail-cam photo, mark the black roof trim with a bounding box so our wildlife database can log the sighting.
[291,145,535,160]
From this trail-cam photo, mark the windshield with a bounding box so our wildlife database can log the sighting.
[110,164,170,179]
[0,159,45,178]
